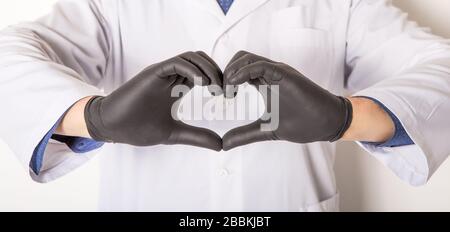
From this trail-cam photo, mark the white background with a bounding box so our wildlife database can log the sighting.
[0,0,449,211]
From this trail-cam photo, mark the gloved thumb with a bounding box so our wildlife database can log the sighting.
[166,121,223,151]
[222,119,277,151]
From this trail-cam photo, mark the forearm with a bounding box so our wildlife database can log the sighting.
[340,97,395,143]
[55,96,93,138]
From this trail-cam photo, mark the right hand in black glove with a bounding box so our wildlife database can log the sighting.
[84,51,223,151]
[222,51,353,151]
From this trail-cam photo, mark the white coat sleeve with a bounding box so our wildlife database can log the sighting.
[0,0,110,183]
[346,0,450,186]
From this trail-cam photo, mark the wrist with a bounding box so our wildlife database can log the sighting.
[340,97,395,142]
[55,96,94,138]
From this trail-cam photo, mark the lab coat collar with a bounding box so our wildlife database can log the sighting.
[224,0,271,25]
[194,0,271,27]
[193,0,226,20]
[193,0,271,53]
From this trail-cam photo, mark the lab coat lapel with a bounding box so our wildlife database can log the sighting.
[221,0,270,31]
[194,0,271,31]
[189,0,271,54]
[192,0,227,22]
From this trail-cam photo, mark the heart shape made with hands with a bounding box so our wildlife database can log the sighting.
[84,50,351,152]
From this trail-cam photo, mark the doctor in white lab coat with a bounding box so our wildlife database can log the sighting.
[0,0,450,211]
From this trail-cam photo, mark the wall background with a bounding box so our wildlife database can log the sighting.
[0,0,449,211]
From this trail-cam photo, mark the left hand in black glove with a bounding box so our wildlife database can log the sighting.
[222,51,353,151]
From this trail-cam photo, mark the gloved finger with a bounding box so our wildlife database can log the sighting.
[167,121,223,151]
[181,76,195,89]
[225,50,250,70]
[157,56,210,86]
[224,59,267,98]
[180,52,223,95]
[195,51,224,96]
[169,75,195,95]
[223,51,252,98]
[223,51,272,98]
[222,119,277,151]
[196,51,221,73]
[224,52,273,81]
[223,53,253,98]
[227,61,282,86]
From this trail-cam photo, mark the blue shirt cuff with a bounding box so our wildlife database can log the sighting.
[51,135,104,153]
[359,97,415,147]
[31,117,104,175]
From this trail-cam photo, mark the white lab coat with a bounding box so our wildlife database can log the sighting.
[1,0,450,211]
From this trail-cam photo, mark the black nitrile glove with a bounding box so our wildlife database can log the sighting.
[84,51,223,151]
[222,51,353,151]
